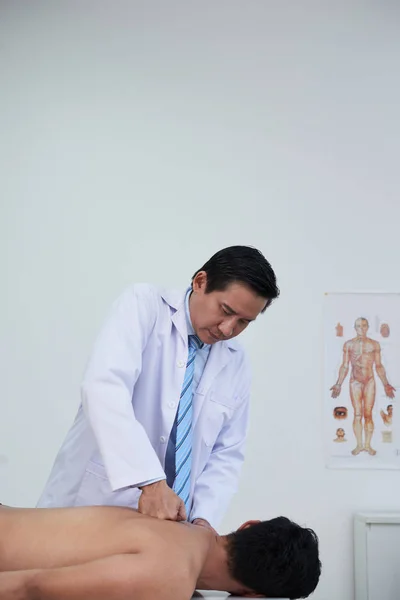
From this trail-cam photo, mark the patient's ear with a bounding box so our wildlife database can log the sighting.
[237,519,261,531]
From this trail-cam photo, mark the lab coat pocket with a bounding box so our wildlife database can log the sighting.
[209,391,240,410]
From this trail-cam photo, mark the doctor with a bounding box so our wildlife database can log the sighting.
[38,246,279,531]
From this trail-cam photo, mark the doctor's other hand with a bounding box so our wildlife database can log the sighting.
[138,480,187,521]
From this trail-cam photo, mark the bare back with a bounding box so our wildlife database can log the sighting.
[0,505,211,575]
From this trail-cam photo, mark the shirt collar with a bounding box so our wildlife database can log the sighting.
[184,288,195,336]
[185,287,207,349]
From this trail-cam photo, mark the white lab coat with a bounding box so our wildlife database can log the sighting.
[37,284,251,528]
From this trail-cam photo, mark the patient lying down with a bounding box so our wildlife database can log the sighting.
[0,504,321,599]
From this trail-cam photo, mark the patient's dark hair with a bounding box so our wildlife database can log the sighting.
[226,516,321,599]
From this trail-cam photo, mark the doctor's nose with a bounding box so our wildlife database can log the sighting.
[218,319,235,338]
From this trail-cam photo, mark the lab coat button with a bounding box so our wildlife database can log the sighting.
[160,436,167,443]
[177,360,185,368]
[168,401,176,409]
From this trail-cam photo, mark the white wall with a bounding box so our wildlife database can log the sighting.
[1,2,400,598]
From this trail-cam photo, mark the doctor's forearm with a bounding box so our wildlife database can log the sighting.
[81,383,165,489]
[79,285,165,489]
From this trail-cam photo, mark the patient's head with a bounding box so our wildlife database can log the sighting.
[226,516,321,599]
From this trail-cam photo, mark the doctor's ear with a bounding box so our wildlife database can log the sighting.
[192,271,208,293]
[237,519,261,531]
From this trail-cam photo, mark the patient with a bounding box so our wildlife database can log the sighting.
[0,504,321,599]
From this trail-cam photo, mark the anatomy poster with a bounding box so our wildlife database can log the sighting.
[324,293,400,469]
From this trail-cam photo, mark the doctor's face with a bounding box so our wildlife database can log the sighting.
[189,273,267,345]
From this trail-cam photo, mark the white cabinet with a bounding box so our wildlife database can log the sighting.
[354,512,400,600]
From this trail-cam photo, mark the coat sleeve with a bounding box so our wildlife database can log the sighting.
[190,358,251,530]
[80,284,166,491]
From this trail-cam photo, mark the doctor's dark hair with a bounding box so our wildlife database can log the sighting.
[192,245,279,311]
[226,517,321,599]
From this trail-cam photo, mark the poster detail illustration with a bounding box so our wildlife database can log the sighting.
[324,293,400,469]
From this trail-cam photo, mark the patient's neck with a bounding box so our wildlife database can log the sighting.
[196,536,237,593]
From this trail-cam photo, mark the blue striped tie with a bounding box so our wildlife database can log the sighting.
[172,334,202,515]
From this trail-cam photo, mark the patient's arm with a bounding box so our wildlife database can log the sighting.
[2,554,196,600]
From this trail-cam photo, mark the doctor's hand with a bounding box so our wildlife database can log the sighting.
[138,480,187,521]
